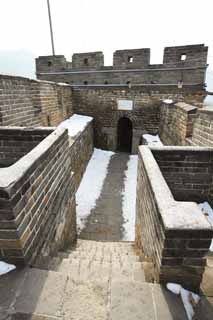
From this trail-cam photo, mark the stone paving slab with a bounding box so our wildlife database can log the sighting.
[0,267,27,320]
[110,281,155,320]
[61,279,108,320]
[13,269,68,318]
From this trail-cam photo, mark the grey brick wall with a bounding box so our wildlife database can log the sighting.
[36,44,208,87]
[136,146,213,291]
[70,120,94,191]
[192,108,213,147]
[72,86,206,153]
[0,75,73,127]
[152,147,213,206]
[0,127,76,265]
[159,102,198,145]
[0,127,52,167]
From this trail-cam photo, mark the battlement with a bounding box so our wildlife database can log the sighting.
[72,51,104,69]
[113,48,150,69]
[36,44,208,73]
[36,44,208,87]
[163,44,208,66]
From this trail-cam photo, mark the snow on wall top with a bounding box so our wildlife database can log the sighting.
[58,114,93,138]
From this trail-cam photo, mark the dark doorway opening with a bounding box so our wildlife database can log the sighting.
[117,117,132,153]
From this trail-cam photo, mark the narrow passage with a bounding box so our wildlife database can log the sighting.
[76,149,138,241]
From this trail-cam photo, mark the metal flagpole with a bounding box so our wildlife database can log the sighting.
[47,0,55,55]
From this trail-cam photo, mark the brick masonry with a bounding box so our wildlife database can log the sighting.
[72,86,206,153]
[159,101,198,145]
[0,127,51,168]
[0,127,76,265]
[136,146,213,291]
[36,44,208,87]
[152,146,213,205]
[192,107,213,147]
[0,75,73,127]
[69,120,94,191]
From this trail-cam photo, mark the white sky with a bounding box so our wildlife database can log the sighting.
[0,0,212,87]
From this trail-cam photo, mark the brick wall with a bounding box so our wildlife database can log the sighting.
[152,146,213,206]
[136,146,213,291]
[0,127,52,167]
[159,102,197,145]
[69,120,94,190]
[0,75,73,127]
[0,127,76,265]
[192,107,213,147]
[72,86,205,153]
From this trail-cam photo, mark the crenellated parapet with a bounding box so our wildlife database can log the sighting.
[36,44,208,88]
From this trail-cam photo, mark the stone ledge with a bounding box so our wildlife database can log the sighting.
[139,146,212,231]
[0,127,67,189]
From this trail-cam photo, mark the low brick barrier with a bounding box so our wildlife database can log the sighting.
[192,107,213,147]
[69,120,94,190]
[136,145,213,291]
[159,101,197,145]
[0,127,76,265]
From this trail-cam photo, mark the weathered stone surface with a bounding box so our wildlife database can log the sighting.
[110,281,155,320]
[0,75,73,128]
[13,269,68,318]
[62,279,108,320]
[36,45,208,87]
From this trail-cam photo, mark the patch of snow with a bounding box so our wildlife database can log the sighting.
[0,261,16,276]
[76,148,114,234]
[163,99,173,104]
[166,283,181,295]
[198,201,213,251]
[58,114,93,138]
[167,283,200,320]
[143,134,163,146]
[122,155,138,241]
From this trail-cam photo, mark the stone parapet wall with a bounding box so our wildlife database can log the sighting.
[136,146,213,291]
[36,44,208,86]
[192,107,213,147]
[159,101,197,145]
[0,127,76,265]
[0,75,73,127]
[152,146,213,205]
[0,127,52,167]
[69,120,94,190]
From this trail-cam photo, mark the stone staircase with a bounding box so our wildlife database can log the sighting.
[2,240,212,320]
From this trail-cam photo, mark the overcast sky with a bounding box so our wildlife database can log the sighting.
[0,0,212,89]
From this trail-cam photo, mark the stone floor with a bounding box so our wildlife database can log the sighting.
[1,240,212,320]
[79,153,129,241]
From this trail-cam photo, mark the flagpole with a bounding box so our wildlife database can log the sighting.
[47,0,55,55]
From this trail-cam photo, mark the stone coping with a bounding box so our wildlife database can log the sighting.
[150,145,213,152]
[175,102,197,112]
[139,146,212,230]
[0,126,67,189]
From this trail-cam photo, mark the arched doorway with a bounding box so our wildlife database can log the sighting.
[117,117,133,153]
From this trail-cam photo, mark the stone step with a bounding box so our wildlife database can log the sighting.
[12,270,188,320]
[55,257,145,283]
[66,253,140,263]
[12,268,68,319]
